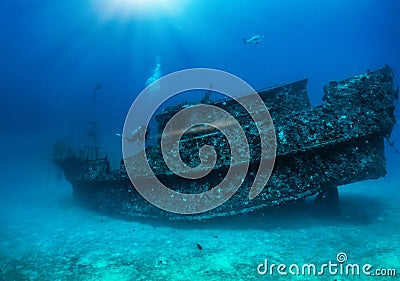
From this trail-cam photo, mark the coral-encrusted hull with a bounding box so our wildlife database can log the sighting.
[55,66,398,220]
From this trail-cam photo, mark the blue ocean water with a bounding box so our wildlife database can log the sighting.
[0,0,399,280]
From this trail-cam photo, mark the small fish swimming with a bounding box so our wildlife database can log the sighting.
[243,34,264,44]
[116,125,146,143]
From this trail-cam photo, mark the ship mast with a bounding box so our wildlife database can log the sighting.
[87,83,102,160]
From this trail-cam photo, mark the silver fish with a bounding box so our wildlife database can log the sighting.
[243,34,264,44]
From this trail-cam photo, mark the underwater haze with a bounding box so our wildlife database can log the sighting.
[0,0,399,280]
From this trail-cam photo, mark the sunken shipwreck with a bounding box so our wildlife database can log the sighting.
[54,66,398,220]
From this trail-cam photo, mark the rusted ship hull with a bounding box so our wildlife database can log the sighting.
[55,66,398,220]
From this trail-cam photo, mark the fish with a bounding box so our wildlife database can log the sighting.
[116,126,146,142]
[243,34,264,44]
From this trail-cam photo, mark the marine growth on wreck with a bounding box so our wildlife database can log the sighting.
[54,66,398,220]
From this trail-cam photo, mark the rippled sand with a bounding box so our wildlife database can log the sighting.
[0,177,399,280]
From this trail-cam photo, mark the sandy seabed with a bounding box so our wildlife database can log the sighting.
[0,178,399,281]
